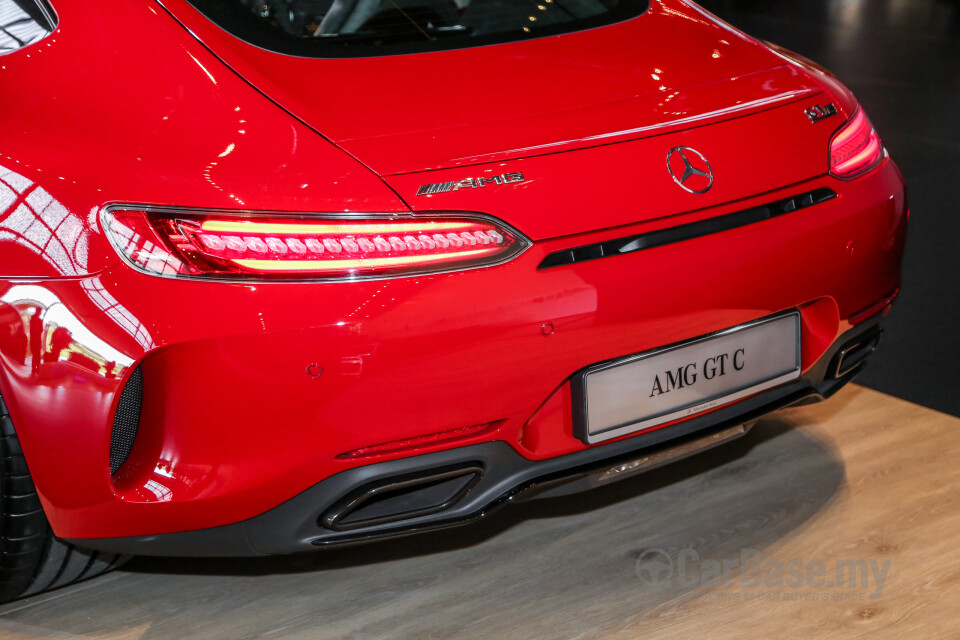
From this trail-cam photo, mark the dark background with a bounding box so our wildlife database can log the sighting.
[699,0,960,416]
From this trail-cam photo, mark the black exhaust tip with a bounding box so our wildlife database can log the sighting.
[321,464,483,532]
[830,327,884,379]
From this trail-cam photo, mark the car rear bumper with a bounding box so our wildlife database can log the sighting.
[0,161,906,544]
[68,314,882,556]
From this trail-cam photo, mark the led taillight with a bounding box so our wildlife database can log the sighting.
[829,109,884,179]
[100,208,529,280]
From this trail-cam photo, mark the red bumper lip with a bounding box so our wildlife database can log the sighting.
[0,161,907,542]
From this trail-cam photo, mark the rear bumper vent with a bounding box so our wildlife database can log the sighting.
[321,464,483,532]
[110,366,143,475]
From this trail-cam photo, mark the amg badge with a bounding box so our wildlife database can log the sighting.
[417,172,525,196]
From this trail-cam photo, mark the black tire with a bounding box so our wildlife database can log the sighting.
[0,392,129,603]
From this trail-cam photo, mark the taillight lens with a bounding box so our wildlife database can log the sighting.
[100,208,529,281]
[829,109,884,179]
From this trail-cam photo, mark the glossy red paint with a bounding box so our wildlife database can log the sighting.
[157,0,826,175]
[0,0,406,280]
[386,98,848,240]
[0,0,906,545]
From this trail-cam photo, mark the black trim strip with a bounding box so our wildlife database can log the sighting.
[539,188,838,270]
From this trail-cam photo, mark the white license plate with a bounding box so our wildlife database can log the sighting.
[575,313,801,444]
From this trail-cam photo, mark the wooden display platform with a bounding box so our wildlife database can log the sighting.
[0,385,957,639]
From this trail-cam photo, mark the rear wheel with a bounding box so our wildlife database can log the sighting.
[0,392,128,603]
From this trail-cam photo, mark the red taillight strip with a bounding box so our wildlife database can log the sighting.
[829,108,884,179]
[830,110,867,148]
[100,207,530,281]
[833,135,882,175]
[199,220,473,235]
[233,248,501,271]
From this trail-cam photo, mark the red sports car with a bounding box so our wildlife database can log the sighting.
[0,0,906,601]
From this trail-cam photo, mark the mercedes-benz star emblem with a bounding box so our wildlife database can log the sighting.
[666,147,714,194]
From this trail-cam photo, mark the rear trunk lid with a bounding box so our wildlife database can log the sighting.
[386,100,841,239]
[162,0,840,238]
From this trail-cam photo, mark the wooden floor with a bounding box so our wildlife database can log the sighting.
[1,385,958,639]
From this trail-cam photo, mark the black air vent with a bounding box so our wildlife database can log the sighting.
[539,188,838,269]
[110,366,142,474]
